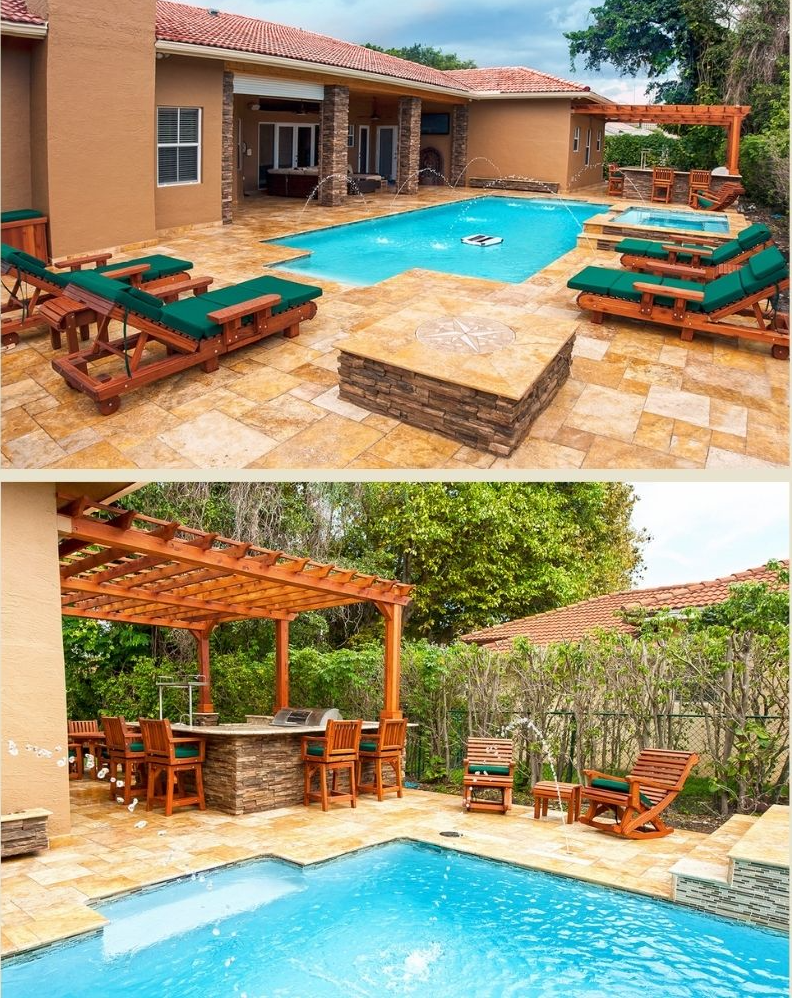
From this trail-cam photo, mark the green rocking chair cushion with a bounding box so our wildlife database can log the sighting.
[467,764,511,776]
[590,778,653,808]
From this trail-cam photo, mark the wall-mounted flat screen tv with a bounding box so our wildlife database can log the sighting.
[421,113,450,135]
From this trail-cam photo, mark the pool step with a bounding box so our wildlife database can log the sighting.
[670,805,789,930]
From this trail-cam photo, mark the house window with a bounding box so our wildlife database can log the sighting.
[585,127,591,166]
[596,129,602,152]
[347,124,355,147]
[572,126,580,152]
[157,107,201,186]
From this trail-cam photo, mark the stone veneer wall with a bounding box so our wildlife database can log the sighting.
[674,859,789,932]
[319,85,349,206]
[397,96,422,194]
[450,105,469,188]
[1,809,50,858]
[618,169,740,205]
[221,72,234,224]
[338,339,574,456]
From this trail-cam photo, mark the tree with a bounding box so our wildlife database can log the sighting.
[564,0,732,102]
[362,42,476,70]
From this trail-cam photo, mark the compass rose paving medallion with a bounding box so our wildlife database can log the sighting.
[338,305,578,456]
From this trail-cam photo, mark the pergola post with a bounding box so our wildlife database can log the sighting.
[194,626,215,713]
[725,115,742,176]
[378,602,404,719]
[274,618,290,711]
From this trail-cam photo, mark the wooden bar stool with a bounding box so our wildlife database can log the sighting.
[651,167,675,203]
[302,719,362,811]
[688,169,712,207]
[607,164,625,196]
[357,718,407,801]
[67,719,104,778]
[101,715,147,805]
[139,718,206,817]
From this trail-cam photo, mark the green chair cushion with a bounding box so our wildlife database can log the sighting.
[202,275,322,317]
[590,778,653,808]
[99,254,193,283]
[116,285,164,322]
[708,242,740,266]
[160,295,220,341]
[1,209,45,223]
[702,271,747,313]
[359,741,379,752]
[616,238,668,260]
[569,267,705,311]
[745,246,788,287]
[467,764,511,776]
[306,743,326,757]
[6,248,69,288]
[736,223,771,251]
[66,269,131,304]
[129,741,144,751]
[567,266,621,296]
[174,745,199,758]
[1,242,20,261]
[697,195,715,209]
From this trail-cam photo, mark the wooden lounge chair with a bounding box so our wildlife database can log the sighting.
[607,164,625,196]
[101,715,146,805]
[47,270,322,414]
[138,717,205,817]
[302,718,362,811]
[690,181,745,211]
[617,222,773,281]
[568,245,790,358]
[1,243,205,349]
[650,167,675,203]
[357,717,407,801]
[579,748,699,839]
[462,737,515,814]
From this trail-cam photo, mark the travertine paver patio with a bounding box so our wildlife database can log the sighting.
[1,187,787,469]
[2,781,717,957]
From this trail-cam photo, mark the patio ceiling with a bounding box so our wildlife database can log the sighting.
[57,494,412,630]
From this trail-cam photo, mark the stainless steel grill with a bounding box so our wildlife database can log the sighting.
[270,707,341,729]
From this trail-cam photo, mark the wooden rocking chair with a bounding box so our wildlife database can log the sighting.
[690,181,745,211]
[579,748,699,839]
[462,737,515,814]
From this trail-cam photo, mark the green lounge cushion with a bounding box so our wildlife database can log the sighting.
[697,194,715,209]
[8,248,69,287]
[202,275,322,316]
[66,269,131,304]
[570,267,705,311]
[708,242,741,266]
[174,745,199,758]
[359,741,379,752]
[590,778,653,808]
[160,295,220,341]
[616,238,668,260]
[116,285,164,322]
[1,209,45,223]
[567,266,621,296]
[1,242,20,261]
[99,254,193,283]
[306,743,326,757]
[745,246,788,288]
[467,764,510,776]
[736,223,771,251]
[702,271,747,312]
[129,741,144,751]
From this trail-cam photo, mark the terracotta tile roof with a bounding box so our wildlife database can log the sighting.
[461,562,789,650]
[1,0,45,25]
[155,1,462,90]
[444,67,590,94]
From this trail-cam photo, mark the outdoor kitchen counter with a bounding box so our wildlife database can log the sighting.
[170,722,381,814]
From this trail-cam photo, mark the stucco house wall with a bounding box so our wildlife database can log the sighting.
[1,38,34,209]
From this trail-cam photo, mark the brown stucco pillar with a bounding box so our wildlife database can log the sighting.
[319,84,349,206]
[450,104,470,188]
[221,71,234,224]
[397,96,422,194]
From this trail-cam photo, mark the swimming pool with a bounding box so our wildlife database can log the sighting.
[4,841,787,997]
[613,206,730,233]
[266,196,603,286]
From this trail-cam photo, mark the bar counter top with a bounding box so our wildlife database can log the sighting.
[171,720,380,738]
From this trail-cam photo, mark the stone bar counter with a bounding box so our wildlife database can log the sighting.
[617,167,742,205]
[171,720,381,815]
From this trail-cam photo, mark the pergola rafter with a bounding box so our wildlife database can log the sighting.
[57,496,413,717]
[573,102,751,175]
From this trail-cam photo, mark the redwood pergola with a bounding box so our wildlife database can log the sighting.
[56,496,413,718]
[574,103,751,176]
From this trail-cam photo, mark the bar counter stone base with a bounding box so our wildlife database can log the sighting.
[338,305,578,456]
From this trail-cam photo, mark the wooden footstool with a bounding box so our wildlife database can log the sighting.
[532,781,581,824]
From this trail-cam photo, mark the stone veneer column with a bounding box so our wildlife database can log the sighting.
[450,105,470,188]
[396,96,422,194]
[319,84,349,206]
[221,71,234,224]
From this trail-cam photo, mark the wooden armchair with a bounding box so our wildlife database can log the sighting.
[651,167,675,203]
[302,718,362,811]
[579,748,699,839]
[101,715,146,805]
[357,717,407,801]
[138,718,205,816]
[462,737,515,814]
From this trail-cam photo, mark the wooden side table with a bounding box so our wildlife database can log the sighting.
[532,780,581,824]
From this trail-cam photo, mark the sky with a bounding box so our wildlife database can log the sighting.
[178,0,659,102]
[629,483,789,590]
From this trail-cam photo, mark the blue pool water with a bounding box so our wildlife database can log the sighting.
[3,841,788,998]
[266,196,603,286]
[613,206,730,233]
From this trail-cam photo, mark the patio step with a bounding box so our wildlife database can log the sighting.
[670,805,790,930]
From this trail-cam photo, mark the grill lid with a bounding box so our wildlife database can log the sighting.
[270,707,342,728]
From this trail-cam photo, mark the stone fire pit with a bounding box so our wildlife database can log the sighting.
[338,304,577,456]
